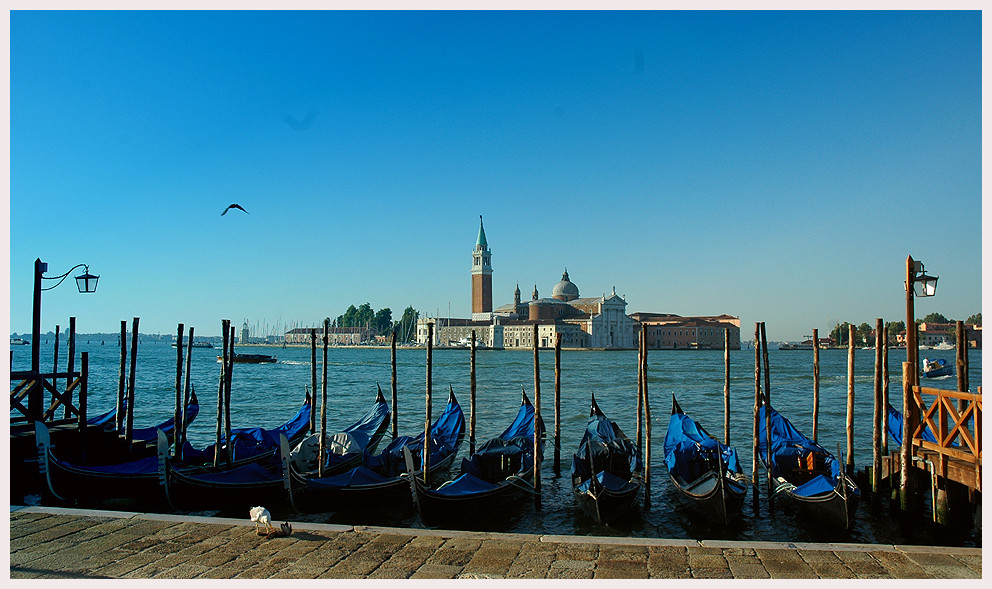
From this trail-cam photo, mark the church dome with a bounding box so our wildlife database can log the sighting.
[552,269,579,301]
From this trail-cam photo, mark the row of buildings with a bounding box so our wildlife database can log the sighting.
[413,217,742,350]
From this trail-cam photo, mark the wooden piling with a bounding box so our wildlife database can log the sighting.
[424,321,433,482]
[79,352,88,459]
[956,320,967,413]
[180,326,194,461]
[554,332,562,476]
[214,320,228,468]
[174,323,184,458]
[724,327,730,446]
[532,323,541,496]
[66,317,75,419]
[470,330,477,455]
[636,328,643,453]
[116,320,126,435]
[899,361,911,510]
[319,318,329,477]
[391,331,398,439]
[847,323,855,476]
[310,328,317,433]
[761,322,772,496]
[126,317,139,446]
[812,328,820,442]
[642,333,651,502]
[751,323,761,490]
[882,325,889,456]
[52,324,59,416]
[872,318,883,493]
[225,325,235,466]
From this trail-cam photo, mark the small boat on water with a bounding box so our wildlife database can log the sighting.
[293,386,464,513]
[758,403,860,530]
[570,394,643,524]
[218,353,277,364]
[173,341,214,348]
[664,394,748,525]
[933,341,954,351]
[921,357,954,378]
[408,388,544,528]
[10,337,29,346]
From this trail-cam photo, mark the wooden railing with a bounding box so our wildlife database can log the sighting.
[912,385,982,492]
[10,353,88,430]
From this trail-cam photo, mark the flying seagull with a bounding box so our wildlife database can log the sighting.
[222,203,249,216]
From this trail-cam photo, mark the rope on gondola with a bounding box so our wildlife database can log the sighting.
[506,475,542,495]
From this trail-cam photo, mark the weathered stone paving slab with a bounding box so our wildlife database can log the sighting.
[9,506,981,579]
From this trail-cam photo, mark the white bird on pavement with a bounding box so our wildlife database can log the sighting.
[249,506,272,534]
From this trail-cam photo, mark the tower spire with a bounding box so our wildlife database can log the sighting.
[476,215,488,248]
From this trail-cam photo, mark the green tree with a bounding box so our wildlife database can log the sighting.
[355,303,374,328]
[831,322,852,345]
[337,305,359,328]
[921,312,949,324]
[966,313,981,326]
[856,323,872,346]
[374,308,392,334]
[887,321,905,344]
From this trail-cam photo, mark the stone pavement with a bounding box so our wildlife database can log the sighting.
[9,506,982,579]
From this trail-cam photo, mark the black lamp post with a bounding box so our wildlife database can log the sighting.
[29,258,99,419]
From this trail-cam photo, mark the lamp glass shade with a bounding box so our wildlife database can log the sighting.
[75,272,99,293]
[914,274,938,297]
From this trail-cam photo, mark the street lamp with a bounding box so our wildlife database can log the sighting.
[30,258,99,418]
[911,261,939,298]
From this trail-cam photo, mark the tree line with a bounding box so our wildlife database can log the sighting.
[829,312,981,346]
[333,303,420,343]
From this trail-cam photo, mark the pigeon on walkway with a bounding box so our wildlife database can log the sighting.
[222,203,249,216]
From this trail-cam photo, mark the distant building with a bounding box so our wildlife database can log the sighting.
[284,327,374,345]
[241,320,250,344]
[630,312,742,350]
[898,322,983,349]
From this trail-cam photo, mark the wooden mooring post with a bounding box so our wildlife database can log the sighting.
[79,351,89,459]
[872,318,883,493]
[761,322,772,498]
[751,322,761,498]
[847,323,855,476]
[391,331,398,439]
[642,331,651,505]
[424,321,433,483]
[116,320,126,435]
[636,328,643,454]
[65,317,75,419]
[899,362,912,510]
[532,323,541,501]
[470,330,477,455]
[812,328,820,442]
[179,326,194,461]
[723,327,730,445]
[174,323,184,458]
[225,324,235,465]
[319,318,329,477]
[956,320,968,412]
[554,332,562,476]
[51,324,59,416]
[310,328,317,433]
[126,317,139,447]
[882,325,889,457]
[214,320,229,468]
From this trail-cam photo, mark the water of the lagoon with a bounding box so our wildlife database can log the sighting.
[11,340,980,547]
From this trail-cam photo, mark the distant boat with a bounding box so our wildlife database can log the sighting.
[779,341,814,350]
[921,357,953,378]
[933,341,954,351]
[218,353,277,364]
[10,337,29,346]
[173,341,214,349]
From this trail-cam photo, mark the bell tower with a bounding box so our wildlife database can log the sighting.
[471,215,493,315]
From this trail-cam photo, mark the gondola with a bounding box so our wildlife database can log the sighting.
[570,394,643,524]
[167,387,387,512]
[37,393,309,505]
[293,386,465,513]
[758,403,860,530]
[664,394,748,525]
[85,388,201,445]
[408,388,544,528]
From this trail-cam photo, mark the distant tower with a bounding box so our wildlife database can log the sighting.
[514,283,521,306]
[241,320,250,344]
[471,216,493,314]
[532,284,539,300]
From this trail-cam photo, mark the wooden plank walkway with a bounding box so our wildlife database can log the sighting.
[9,506,981,579]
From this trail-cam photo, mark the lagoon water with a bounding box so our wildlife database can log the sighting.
[11,339,980,546]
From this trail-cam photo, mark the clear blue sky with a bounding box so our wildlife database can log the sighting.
[7,10,982,340]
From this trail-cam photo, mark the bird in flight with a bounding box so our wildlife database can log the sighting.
[222,203,249,216]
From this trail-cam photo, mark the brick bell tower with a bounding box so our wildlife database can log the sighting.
[471,215,493,315]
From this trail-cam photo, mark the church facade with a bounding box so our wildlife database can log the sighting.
[416,217,635,349]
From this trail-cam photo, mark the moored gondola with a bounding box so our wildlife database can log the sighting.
[758,402,860,530]
[408,388,544,528]
[664,394,748,525]
[293,385,465,513]
[570,394,643,524]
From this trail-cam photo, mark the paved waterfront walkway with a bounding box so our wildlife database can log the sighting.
[10,506,982,579]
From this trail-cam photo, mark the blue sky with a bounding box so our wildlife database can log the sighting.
[7,10,982,340]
